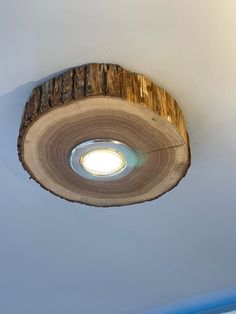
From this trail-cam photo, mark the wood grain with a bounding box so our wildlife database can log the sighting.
[18,63,191,207]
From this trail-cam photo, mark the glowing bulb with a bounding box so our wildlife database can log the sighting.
[80,149,126,176]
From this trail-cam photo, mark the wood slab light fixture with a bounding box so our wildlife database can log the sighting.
[18,63,191,207]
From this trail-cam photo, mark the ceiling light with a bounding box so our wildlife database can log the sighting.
[17,63,191,207]
[81,149,126,176]
[69,139,137,181]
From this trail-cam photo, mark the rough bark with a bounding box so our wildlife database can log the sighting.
[18,64,188,140]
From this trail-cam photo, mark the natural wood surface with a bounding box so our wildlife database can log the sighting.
[18,63,190,207]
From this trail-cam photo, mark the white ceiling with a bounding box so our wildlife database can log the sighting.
[1,0,236,313]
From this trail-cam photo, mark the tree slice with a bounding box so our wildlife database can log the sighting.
[18,63,191,207]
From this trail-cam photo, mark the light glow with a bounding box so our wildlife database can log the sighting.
[80,149,126,176]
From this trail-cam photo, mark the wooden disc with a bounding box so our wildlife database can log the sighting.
[18,63,190,207]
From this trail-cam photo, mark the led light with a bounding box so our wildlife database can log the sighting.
[70,139,137,181]
[80,149,126,176]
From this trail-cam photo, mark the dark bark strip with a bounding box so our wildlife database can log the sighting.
[18,63,187,141]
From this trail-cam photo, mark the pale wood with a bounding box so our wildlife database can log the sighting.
[18,63,190,207]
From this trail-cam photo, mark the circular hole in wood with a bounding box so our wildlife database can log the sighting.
[69,139,137,180]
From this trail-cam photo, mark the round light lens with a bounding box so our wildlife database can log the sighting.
[70,139,137,181]
[80,149,126,176]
